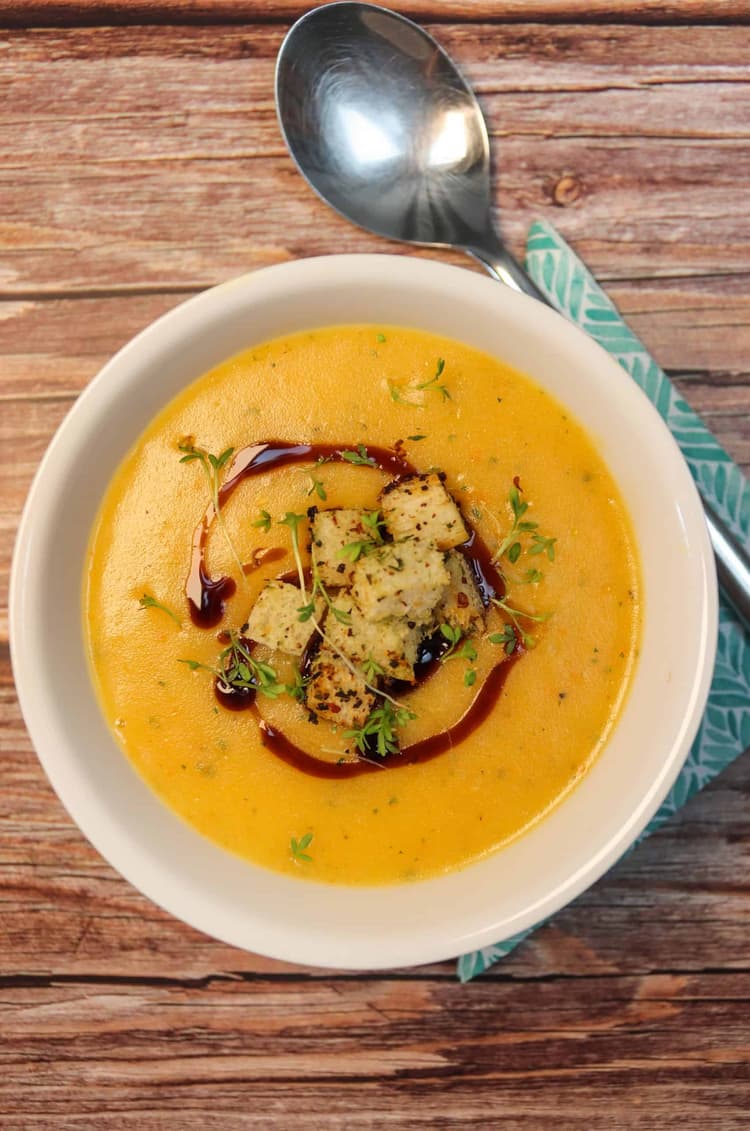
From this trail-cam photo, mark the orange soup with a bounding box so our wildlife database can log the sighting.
[84,325,641,884]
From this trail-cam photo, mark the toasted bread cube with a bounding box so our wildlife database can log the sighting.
[351,539,449,624]
[309,507,375,588]
[305,644,375,729]
[245,580,323,656]
[325,595,423,683]
[380,473,469,549]
[435,550,485,635]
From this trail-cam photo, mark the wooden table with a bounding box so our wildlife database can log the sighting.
[2,3,749,1126]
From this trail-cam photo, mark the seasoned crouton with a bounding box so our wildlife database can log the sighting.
[351,540,449,624]
[245,580,323,656]
[309,507,375,587]
[434,551,485,636]
[325,595,423,683]
[305,644,375,729]
[380,472,469,549]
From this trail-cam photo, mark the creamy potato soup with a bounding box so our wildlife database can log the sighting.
[84,325,641,884]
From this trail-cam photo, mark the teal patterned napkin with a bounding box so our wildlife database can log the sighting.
[457,219,750,982]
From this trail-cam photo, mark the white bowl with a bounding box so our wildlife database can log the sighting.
[10,255,717,969]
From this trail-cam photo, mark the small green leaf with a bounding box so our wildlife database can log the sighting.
[291,833,314,862]
[339,444,376,466]
[138,593,182,626]
[307,475,327,501]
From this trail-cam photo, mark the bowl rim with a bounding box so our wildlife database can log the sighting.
[10,253,718,969]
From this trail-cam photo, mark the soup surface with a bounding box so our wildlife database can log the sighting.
[84,324,641,884]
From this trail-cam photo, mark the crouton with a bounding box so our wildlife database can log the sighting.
[309,507,376,587]
[434,550,485,635]
[245,579,323,656]
[325,595,423,683]
[380,473,469,549]
[351,539,449,624]
[304,644,375,730]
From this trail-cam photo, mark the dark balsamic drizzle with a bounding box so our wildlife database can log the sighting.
[185,511,236,628]
[185,437,517,777]
[257,655,519,779]
[458,529,505,608]
[215,679,255,711]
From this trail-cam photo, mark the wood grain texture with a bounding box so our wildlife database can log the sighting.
[2,0,750,28]
[1,9,749,1127]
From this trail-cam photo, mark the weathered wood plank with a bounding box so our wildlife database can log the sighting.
[3,22,750,76]
[2,0,750,28]
[1,25,749,308]
[2,286,749,392]
[1,972,749,1128]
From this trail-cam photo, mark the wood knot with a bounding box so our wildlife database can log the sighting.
[552,174,583,207]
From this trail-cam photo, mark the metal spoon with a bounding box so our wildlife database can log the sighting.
[275,1,750,629]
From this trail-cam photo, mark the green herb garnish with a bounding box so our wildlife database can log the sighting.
[307,475,327,501]
[494,482,538,561]
[439,623,477,665]
[178,442,234,502]
[251,509,272,532]
[338,510,386,563]
[345,701,417,758]
[361,655,385,682]
[389,358,451,406]
[285,667,310,701]
[488,623,517,655]
[438,623,478,686]
[290,832,313,863]
[416,357,450,400]
[138,593,181,626]
[490,598,551,651]
[179,631,286,699]
[339,443,376,467]
[529,533,557,561]
[178,441,246,583]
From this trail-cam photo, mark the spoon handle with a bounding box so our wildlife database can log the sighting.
[464,238,550,305]
[705,501,750,631]
[464,232,750,632]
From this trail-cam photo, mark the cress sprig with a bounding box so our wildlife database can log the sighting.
[138,593,181,626]
[344,701,417,758]
[492,481,557,571]
[179,630,287,699]
[489,597,551,651]
[438,623,478,687]
[389,357,451,406]
[177,441,247,587]
[337,510,386,563]
[290,832,314,863]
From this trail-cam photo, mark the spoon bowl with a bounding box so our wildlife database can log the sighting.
[275,0,545,299]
